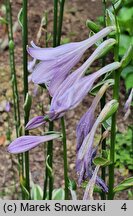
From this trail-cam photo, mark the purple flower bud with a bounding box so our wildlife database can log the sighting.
[8,134,60,154]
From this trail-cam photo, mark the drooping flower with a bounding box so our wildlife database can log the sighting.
[50,62,120,117]
[27,27,115,95]
[25,61,120,130]
[76,81,113,152]
[7,133,61,154]
[124,88,133,120]
[76,100,119,186]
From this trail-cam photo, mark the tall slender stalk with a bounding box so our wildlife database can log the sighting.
[57,0,69,200]
[108,5,120,200]
[57,0,65,45]
[22,0,30,197]
[53,0,58,47]
[43,0,58,200]
[5,0,20,138]
[5,0,25,199]
[101,0,107,200]
[61,117,69,199]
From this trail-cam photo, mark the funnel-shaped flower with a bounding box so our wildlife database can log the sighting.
[28,27,115,95]
[25,61,120,130]
[8,133,61,154]
[50,62,120,117]
[76,81,112,152]
[49,38,116,97]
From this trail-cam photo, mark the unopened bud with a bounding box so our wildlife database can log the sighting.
[100,99,119,122]
[98,38,116,59]
[9,40,15,50]
[86,19,100,33]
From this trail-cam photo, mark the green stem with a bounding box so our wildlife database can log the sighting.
[61,117,69,200]
[108,5,120,200]
[57,0,65,45]
[101,0,107,200]
[57,0,68,199]
[53,0,58,47]
[5,0,24,198]
[48,121,54,200]
[5,0,20,137]
[22,0,30,197]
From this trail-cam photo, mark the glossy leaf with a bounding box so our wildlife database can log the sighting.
[113,177,133,193]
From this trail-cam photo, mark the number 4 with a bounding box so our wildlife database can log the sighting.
[121,203,127,211]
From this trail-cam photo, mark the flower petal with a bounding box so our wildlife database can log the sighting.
[8,134,60,154]
[52,62,120,115]
[27,26,115,60]
[25,116,46,130]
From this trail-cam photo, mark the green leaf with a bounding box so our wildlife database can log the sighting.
[113,177,133,193]
[121,66,133,79]
[119,34,133,56]
[125,72,133,89]
[31,184,43,200]
[93,157,111,166]
[52,188,65,200]
[18,8,23,28]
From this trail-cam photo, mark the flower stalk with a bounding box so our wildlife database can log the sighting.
[22,0,30,197]
[108,5,120,200]
[101,0,107,200]
[57,0,69,200]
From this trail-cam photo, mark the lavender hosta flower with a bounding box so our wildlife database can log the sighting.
[83,165,100,200]
[26,62,120,130]
[8,133,61,154]
[28,27,115,95]
[124,88,133,120]
[76,100,118,186]
[49,38,116,97]
[76,82,111,152]
[50,62,121,116]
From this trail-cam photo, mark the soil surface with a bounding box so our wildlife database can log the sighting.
[0,0,132,200]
